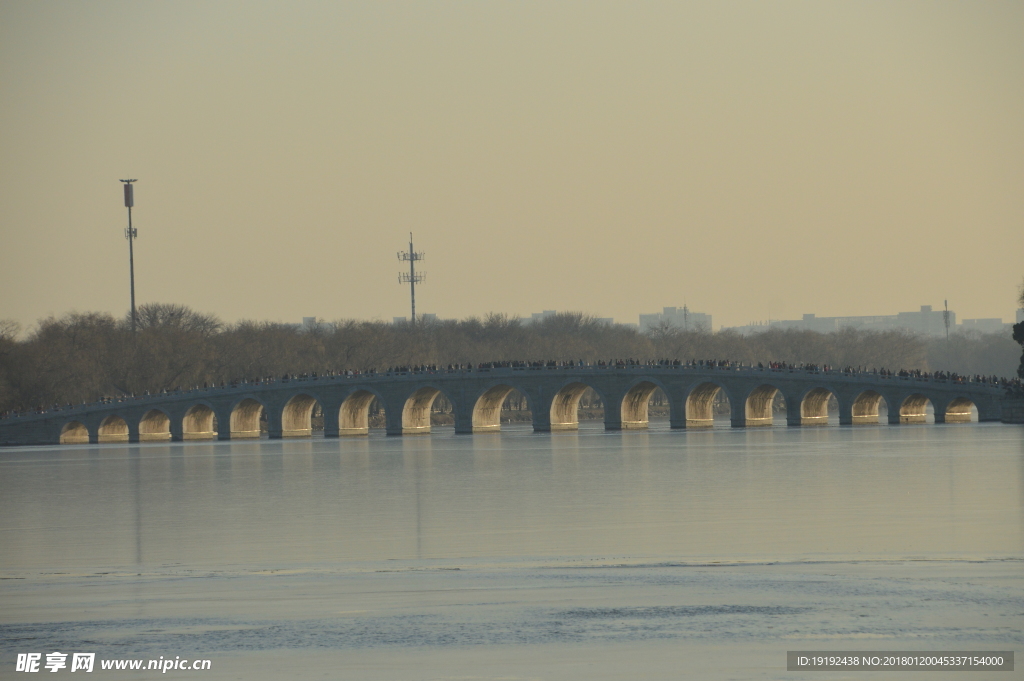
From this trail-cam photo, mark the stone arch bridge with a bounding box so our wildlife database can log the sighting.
[0,364,1005,446]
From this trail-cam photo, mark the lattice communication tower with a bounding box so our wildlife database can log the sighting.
[397,233,426,324]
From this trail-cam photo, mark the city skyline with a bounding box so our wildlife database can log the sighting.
[1,2,1021,331]
[304,299,1019,338]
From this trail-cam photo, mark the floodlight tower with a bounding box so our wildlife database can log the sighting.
[397,233,425,324]
[120,179,139,333]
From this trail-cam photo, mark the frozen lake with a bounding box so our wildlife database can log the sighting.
[1,421,1021,679]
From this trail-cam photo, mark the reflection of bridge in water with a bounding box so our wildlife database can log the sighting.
[0,365,1005,446]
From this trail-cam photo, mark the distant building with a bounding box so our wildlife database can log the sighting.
[723,305,965,337]
[522,310,558,325]
[770,314,844,334]
[960,318,1006,334]
[726,321,774,336]
[1017,309,1024,324]
[895,305,954,336]
[520,311,614,325]
[287,317,320,331]
[639,306,712,333]
[393,313,437,325]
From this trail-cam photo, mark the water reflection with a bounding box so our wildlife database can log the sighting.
[131,447,142,565]
[0,424,1020,572]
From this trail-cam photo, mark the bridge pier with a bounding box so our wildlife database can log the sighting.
[786,398,802,427]
[978,398,1003,422]
[531,413,553,432]
[888,408,904,425]
[320,398,341,438]
[452,394,475,434]
[383,396,408,436]
[170,417,184,442]
[441,384,472,434]
[212,407,228,440]
[265,403,284,439]
[452,394,474,432]
[602,387,625,431]
[527,386,554,433]
[668,388,688,429]
[730,400,746,428]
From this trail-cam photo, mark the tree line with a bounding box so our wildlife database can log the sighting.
[0,303,1019,413]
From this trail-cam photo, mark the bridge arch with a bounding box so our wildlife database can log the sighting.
[745,384,782,426]
[620,379,669,429]
[339,389,385,435]
[685,381,730,427]
[851,390,887,424]
[139,409,171,441]
[60,421,89,444]
[942,397,977,423]
[401,385,455,435]
[898,393,933,424]
[98,414,129,443]
[182,403,217,439]
[550,381,605,431]
[281,392,322,437]
[472,384,530,432]
[799,387,836,426]
[230,397,266,438]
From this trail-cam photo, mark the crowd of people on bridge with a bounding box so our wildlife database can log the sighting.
[3,357,1022,420]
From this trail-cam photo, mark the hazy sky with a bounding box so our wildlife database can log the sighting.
[2,1,1021,331]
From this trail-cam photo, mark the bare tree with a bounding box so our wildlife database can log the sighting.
[112,304,223,394]
[0,320,21,411]
[1014,276,1024,380]
[3,304,1020,413]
